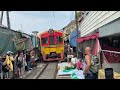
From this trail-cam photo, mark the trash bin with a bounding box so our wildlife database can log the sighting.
[105,68,114,79]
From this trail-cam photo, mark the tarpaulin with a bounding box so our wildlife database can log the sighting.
[70,37,77,47]
[77,33,99,43]
[0,27,34,55]
[70,28,80,47]
[0,27,15,55]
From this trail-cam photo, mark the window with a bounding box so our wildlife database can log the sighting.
[49,36,55,45]
[56,36,63,43]
[41,37,48,44]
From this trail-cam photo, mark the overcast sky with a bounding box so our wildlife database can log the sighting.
[1,11,75,35]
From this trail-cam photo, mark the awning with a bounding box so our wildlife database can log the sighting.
[77,33,99,43]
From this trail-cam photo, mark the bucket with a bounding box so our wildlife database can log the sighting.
[105,68,114,79]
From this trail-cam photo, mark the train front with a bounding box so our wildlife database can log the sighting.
[40,29,64,61]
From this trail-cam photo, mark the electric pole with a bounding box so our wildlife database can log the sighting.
[0,11,4,25]
[6,11,11,29]
[75,11,79,58]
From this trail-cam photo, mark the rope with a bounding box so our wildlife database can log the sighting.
[70,11,74,22]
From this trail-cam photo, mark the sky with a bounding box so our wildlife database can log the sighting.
[1,11,75,35]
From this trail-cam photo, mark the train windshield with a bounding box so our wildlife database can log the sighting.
[49,36,55,45]
[41,37,48,44]
[56,36,63,43]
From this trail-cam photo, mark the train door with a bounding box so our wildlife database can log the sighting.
[49,35,55,45]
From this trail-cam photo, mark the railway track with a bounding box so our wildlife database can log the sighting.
[24,61,58,79]
[36,61,58,79]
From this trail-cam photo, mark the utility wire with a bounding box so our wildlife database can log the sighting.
[70,11,74,22]
[53,11,57,29]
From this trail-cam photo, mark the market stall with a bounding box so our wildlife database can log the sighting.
[56,58,85,79]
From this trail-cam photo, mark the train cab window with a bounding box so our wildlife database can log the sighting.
[56,36,63,43]
[49,36,55,45]
[41,37,48,44]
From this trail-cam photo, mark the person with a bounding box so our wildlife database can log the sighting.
[22,50,26,72]
[26,51,31,72]
[2,55,8,79]
[0,57,3,79]
[38,51,42,62]
[83,47,97,79]
[30,50,35,69]
[64,43,68,62]
[12,52,19,79]
[24,51,28,71]
[2,53,13,79]
[17,52,24,79]
[77,59,83,70]
[71,56,77,68]
[9,51,16,79]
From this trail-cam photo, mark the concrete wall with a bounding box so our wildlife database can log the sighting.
[102,60,120,73]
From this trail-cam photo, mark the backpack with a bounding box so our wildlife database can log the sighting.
[89,55,100,73]
[2,65,10,73]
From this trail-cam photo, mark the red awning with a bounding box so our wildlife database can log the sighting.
[77,33,99,43]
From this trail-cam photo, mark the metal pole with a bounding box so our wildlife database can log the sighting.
[75,11,79,58]
[100,50,120,54]
[6,11,11,29]
[0,11,4,25]
[35,34,36,48]
[21,24,22,31]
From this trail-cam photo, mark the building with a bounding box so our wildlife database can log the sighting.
[62,20,76,42]
[69,11,85,48]
[77,11,120,73]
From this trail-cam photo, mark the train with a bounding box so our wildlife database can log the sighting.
[39,29,64,61]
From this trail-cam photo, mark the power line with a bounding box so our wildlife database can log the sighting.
[53,11,57,29]
[70,11,74,22]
